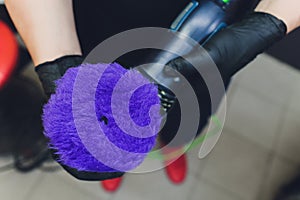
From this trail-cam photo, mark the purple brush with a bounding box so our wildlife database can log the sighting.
[43,63,162,172]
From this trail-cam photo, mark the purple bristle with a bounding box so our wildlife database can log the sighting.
[42,63,161,172]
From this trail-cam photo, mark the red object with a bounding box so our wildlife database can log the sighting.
[163,149,187,184]
[101,177,123,192]
[0,21,18,89]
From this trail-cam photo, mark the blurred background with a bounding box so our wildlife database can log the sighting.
[1,1,300,199]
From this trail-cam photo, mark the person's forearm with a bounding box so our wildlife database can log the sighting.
[255,0,300,33]
[5,0,82,65]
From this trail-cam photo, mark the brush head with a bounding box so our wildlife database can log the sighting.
[43,63,161,172]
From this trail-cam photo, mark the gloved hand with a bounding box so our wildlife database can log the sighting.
[35,55,124,181]
[163,12,287,108]
[158,12,287,145]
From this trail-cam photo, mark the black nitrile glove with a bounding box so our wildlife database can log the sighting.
[170,12,287,81]
[159,12,287,145]
[164,12,287,107]
[35,55,83,98]
[35,55,124,181]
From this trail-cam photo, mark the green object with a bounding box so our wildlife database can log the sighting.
[147,115,222,160]
[222,0,230,4]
